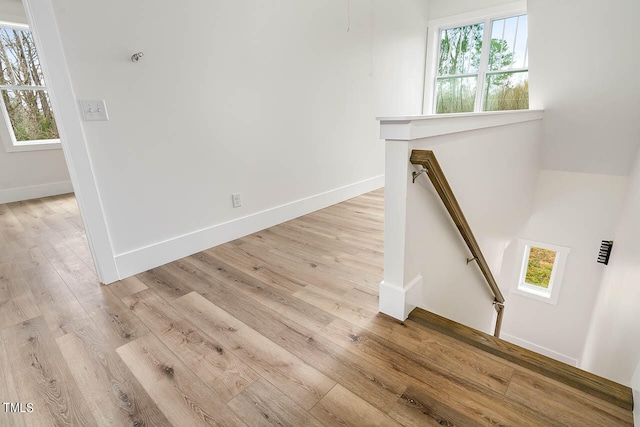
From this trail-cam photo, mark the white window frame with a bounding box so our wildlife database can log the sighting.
[422,1,528,115]
[0,20,61,153]
[512,239,570,305]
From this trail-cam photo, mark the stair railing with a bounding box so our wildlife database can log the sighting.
[410,149,505,337]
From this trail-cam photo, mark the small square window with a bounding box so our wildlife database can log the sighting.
[513,240,570,305]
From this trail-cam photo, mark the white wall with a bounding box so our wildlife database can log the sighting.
[428,0,515,20]
[427,0,640,175]
[0,0,26,21]
[500,170,627,365]
[0,0,72,204]
[528,0,640,176]
[404,120,541,333]
[581,148,640,386]
[41,0,428,279]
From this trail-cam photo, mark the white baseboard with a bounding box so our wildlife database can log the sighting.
[0,181,73,204]
[501,332,578,366]
[113,175,385,280]
[379,275,423,320]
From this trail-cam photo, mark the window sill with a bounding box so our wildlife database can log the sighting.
[377,109,544,141]
[512,284,554,304]
[2,139,62,153]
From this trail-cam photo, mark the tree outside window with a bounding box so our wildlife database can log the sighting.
[0,24,59,147]
[435,14,528,114]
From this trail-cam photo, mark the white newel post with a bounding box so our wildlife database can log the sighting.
[378,139,422,320]
[377,111,543,321]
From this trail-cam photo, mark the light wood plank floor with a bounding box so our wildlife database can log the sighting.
[0,190,633,426]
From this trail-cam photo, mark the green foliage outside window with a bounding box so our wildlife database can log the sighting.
[525,247,556,288]
[436,15,529,114]
[0,27,58,142]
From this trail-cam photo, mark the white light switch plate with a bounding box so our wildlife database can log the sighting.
[80,99,109,121]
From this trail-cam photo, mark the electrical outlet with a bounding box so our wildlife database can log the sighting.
[232,193,242,208]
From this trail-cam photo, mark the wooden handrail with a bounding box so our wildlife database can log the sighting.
[410,149,505,337]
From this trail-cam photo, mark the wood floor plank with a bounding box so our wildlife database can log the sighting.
[321,319,513,394]
[64,235,97,274]
[294,284,378,326]
[400,377,562,427]
[318,320,558,426]
[307,209,384,232]
[109,275,149,301]
[136,267,193,302]
[1,316,97,426]
[11,245,51,272]
[185,252,334,333]
[505,370,633,426]
[292,215,384,252]
[242,233,382,288]
[0,234,14,264]
[0,203,32,246]
[0,191,633,426]
[155,260,404,412]
[281,212,383,245]
[116,333,246,427]
[281,328,407,413]
[205,243,306,293]
[172,291,336,411]
[23,199,57,218]
[56,327,172,427]
[322,318,514,395]
[342,286,379,312]
[7,201,59,244]
[0,336,27,427]
[79,286,150,349]
[39,195,72,216]
[231,242,356,296]
[123,289,260,401]
[19,263,89,340]
[260,223,384,277]
[34,238,147,348]
[388,384,484,427]
[0,262,41,329]
[310,384,402,427]
[228,378,324,427]
[154,256,321,352]
[271,221,364,257]
[409,307,634,411]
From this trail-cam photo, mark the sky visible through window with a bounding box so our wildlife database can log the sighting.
[490,15,528,70]
[436,14,528,113]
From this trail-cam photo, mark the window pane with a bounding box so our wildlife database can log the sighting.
[436,76,477,113]
[0,28,45,86]
[1,89,59,141]
[483,71,528,111]
[438,23,484,76]
[525,247,557,288]
[489,15,528,71]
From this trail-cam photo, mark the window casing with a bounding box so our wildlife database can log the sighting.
[423,3,529,115]
[0,20,60,152]
[512,239,570,305]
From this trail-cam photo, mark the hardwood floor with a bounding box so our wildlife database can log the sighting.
[0,190,633,426]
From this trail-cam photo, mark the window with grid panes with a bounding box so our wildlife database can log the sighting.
[435,14,528,114]
[0,21,59,151]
